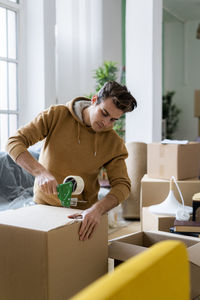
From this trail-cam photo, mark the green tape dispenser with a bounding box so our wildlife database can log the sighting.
[57,176,84,208]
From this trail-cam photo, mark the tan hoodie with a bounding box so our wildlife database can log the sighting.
[6,98,131,209]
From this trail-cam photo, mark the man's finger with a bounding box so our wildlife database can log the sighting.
[79,218,89,235]
[85,223,96,240]
[68,213,82,219]
[88,224,97,239]
[80,221,94,240]
[81,223,96,241]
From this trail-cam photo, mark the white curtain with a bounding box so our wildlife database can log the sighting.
[56,0,103,103]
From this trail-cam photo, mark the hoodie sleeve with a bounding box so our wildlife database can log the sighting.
[104,143,131,203]
[6,105,57,161]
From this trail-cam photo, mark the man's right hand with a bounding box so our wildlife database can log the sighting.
[35,171,58,194]
[16,150,58,194]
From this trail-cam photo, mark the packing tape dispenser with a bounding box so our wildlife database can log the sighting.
[57,175,85,208]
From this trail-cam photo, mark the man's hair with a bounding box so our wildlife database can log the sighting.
[97,81,137,113]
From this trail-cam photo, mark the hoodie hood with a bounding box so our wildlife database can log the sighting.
[66,97,114,132]
[66,97,91,127]
[66,97,114,156]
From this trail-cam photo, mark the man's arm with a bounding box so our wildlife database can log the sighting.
[68,143,131,241]
[16,151,58,194]
[68,194,119,241]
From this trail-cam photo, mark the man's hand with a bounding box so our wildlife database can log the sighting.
[68,206,102,241]
[35,170,58,194]
[16,150,58,194]
[68,194,119,241]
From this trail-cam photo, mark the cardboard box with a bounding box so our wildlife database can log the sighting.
[0,205,108,300]
[147,142,200,180]
[142,207,175,232]
[141,174,200,208]
[109,230,200,299]
[194,90,200,117]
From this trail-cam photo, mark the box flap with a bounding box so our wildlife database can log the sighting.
[143,231,199,247]
[0,205,82,231]
[108,241,147,261]
[187,242,200,266]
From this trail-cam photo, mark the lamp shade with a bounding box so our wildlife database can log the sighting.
[149,190,192,216]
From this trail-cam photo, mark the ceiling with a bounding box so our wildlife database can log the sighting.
[163,0,200,22]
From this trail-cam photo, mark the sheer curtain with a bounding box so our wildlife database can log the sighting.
[56,0,103,103]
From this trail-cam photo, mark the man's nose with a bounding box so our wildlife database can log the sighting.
[103,118,110,127]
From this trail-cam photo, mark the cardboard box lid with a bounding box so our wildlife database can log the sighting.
[109,241,147,261]
[0,205,82,232]
[110,230,199,248]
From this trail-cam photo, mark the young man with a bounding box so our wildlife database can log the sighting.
[6,81,137,240]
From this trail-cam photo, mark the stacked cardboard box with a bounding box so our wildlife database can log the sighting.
[0,205,108,300]
[141,175,200,231]
[141,142,200,231]
[147,142,200,180]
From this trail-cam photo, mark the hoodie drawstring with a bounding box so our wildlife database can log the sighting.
[94,133,97,156]
[77,122,80,144]
[77,122,97,156]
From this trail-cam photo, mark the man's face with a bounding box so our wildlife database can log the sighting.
[89,97,123,132]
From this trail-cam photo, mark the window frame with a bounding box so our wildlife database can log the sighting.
[0,0,23,150]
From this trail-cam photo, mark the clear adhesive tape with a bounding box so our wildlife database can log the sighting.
[63,175,84,195]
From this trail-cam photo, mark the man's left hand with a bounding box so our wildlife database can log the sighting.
[68,206,102,241]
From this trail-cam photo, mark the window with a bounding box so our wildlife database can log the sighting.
[0,0,19,150]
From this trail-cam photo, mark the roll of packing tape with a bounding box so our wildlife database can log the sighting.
[63,175,84,195]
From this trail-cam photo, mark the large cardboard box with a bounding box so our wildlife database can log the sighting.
[140,175,200,227]
[109,230,200,299]
[0,205,108,300]
[141,174,200,208]
[142,207,175,232]
[147,142,200,180]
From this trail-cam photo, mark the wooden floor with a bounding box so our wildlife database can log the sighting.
[108,220,141,241]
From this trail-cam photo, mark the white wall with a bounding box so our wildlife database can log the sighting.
[19,0,56,126]
[163,20,200,140]
[125,0,162,143]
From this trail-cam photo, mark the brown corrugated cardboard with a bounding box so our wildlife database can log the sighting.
[142,207,175,232]
[108,241,147,262]
[141,174,200,208]
[194,90,200,117]
[122,142,147,219]
[147,142,200,180]
[109,230,200,299]
[0,205,108,300]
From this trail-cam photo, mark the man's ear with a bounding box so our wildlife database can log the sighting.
[91,94,97,104]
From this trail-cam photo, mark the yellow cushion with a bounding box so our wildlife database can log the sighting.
[70,240,190,300]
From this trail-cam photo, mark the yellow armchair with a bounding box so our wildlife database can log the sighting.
[70,240,190,300]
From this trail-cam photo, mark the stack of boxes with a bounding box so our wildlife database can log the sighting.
[141,142,200,232]
[111,142,200,298]
[109,142,200,299]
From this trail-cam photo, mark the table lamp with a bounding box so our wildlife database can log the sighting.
[148,176,192,219]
